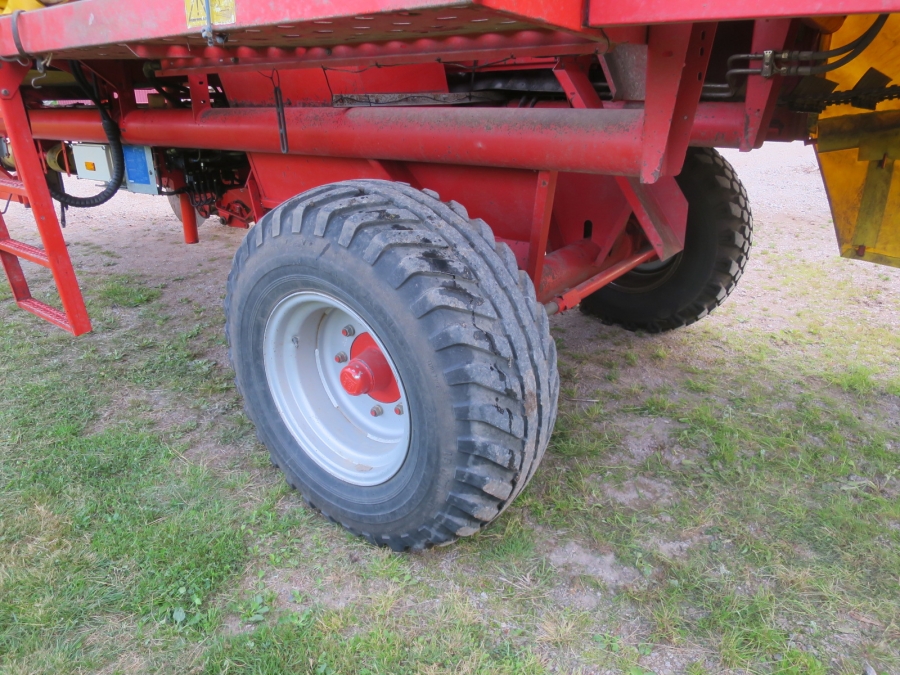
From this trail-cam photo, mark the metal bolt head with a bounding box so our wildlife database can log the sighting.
[334,352,348,363]
[291,336,299,347]
[1,89,8,97]
[341,325,356,337]
[394,404,404,415]
[370,405,383,417]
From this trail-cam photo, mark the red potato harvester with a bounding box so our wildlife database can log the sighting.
[0,0,898,549]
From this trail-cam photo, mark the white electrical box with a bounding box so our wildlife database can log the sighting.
[72,143,114,182]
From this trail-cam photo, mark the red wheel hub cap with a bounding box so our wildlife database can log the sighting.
[339,333,400,403]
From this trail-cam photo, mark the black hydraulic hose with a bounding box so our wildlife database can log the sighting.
[787,15,889,75]
[145,69,188,108]
[783,14,889,63]
[702,14,890,99]
[47,61,124,208]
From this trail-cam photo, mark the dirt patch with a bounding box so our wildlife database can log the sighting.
[549,584,602,611]
[599,476,674,509]
[548,541,640,587]
[646,535,712,560]
[614,416,678,463]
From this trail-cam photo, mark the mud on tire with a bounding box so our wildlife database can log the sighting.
[225,180,558,550]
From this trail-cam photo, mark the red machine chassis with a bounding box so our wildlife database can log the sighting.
[0,0,896,333]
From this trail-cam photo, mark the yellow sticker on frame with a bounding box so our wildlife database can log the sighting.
[185,0,236,29]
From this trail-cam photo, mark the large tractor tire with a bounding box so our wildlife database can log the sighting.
[225,180,558,550]
[580,148,753,332]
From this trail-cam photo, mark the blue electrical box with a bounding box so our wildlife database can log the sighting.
[122,145,159,195]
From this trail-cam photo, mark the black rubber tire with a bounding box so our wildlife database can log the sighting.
[225,180,558,550]
[580,148,753,332]
[167,194,207,225]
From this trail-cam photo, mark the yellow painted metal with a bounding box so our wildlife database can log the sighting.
[0,0,46,13]
[0,0,71,13]
[816,13,900,268]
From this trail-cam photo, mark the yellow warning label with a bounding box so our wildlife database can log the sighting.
[185,0,236,29]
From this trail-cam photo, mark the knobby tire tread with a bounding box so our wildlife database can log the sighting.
[225,180,557,550]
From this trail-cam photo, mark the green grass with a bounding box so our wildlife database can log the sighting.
[98,274,162,307]
[1,211,899,674]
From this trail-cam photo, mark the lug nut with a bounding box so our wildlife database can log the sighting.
[334,352,348,363]
[370,405,383,417]
[394,404,404,415]
[341,325,356,337]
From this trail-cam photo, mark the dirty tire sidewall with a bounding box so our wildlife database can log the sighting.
[225,180,558,550]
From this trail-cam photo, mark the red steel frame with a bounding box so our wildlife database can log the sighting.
[0,0,897,333]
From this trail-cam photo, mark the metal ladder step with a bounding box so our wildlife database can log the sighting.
[0,238,50,267]
[16,297,73,333]
[0,176,27,198]
[0,61,91,336]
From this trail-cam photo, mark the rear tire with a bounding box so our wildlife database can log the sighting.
[580,148,752,332]
[225,180,558,550]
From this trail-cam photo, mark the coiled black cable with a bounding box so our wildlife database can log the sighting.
[48,61,124,208]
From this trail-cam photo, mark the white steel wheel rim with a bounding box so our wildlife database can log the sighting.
[263,291,411,486]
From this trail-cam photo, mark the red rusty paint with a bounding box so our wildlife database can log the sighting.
[0,106,647,176]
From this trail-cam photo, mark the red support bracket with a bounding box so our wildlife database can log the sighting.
[179,193,200,244]
[615,176,688,261]
[245,173,265,223]
[553,55,690,264]
[525,170,558,285]
[553,57,604,110]
[82,60,138,119]
[167,171,200,244]
[546,247,658,315]
[740,19,793,151]
[642,23,717,182]
[187,73,212,119]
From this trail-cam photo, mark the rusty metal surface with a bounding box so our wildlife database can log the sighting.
[599,44,646,101]
[0,105,646,175]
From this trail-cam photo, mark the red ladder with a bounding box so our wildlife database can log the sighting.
[0,62,91,336]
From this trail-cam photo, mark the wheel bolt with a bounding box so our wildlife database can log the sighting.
[334,352,348,363]
[341,325,356,337]
[370,405,383,417]
[291,336,299,348]
[394,404,404,415]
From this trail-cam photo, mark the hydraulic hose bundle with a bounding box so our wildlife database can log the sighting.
[704,14,890,99]
[48,60,124,207]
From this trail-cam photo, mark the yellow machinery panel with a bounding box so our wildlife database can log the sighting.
[816,14,900,268]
